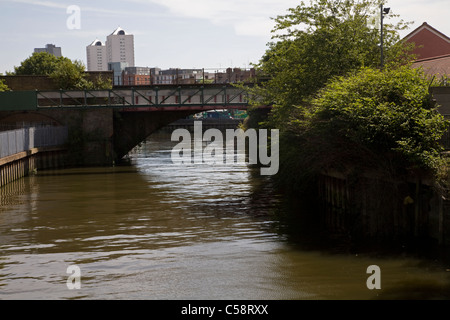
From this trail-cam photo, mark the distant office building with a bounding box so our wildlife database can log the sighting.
[86,39,107,72]
[86,27,135,71]
[123,67,151,86]
[152,69,206,85]
[34,44,62,57]
[109,62,128,86]
[213,68,256,84]
[106,27,135,68]
[148,68,255,85]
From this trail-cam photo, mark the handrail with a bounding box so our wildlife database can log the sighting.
[35,85,250,109]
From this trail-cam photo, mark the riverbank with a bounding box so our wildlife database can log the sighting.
[0,146,67,188]
[271,178,450,276]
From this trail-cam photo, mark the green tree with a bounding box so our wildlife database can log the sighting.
[14,52,70,76]
[87,75,113,90]
[13,52,112,90]
[252,0,413,128]
[49,59,86,90]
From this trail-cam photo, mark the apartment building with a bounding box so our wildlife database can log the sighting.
[86,39,107,72]
[86,27,135,72]
[152,69,210,84]
[34,44,62,57]
[106,27,135,68]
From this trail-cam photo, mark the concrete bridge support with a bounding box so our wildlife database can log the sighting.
[0,109,114,166]
[0,109,199,166]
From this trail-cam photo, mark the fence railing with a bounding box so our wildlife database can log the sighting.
[0,126,68,159]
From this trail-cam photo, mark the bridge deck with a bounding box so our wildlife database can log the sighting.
[0,84,261,111]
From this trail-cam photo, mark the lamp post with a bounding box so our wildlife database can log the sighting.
[380,4,390,70]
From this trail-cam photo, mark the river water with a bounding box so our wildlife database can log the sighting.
[1,133,450,300]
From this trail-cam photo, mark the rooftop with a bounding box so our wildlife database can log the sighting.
[88,39,104,46]
[412,53,450,77]
[403,22,450,44]
[110,27,128,36]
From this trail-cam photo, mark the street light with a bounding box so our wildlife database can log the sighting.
[380,4,390,69]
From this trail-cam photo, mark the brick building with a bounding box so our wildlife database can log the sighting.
[122,67,151,86]
[403,23,450,149]
[403,22,450,60]
[213,68,256,84]
[403,22,450,80]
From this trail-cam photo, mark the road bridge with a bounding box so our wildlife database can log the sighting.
[1,84,254,111]
[0,84,269,166]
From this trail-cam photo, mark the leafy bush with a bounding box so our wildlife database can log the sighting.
[312,66,448,170]
[273,66,449,196]
[0,79,9,92]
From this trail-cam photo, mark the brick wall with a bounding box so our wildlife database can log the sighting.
[0,71,113,91]
[0,76,56,91]
[405,24,450,60]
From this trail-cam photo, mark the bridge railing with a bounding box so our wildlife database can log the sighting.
[35,85,252,109]
[0,126,68,159]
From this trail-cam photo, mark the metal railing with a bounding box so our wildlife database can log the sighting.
[35,85,253,109]
[0,126,68,159]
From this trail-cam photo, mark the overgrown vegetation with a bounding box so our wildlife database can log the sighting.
[251,0,414,127]
[245,0,449,194]
[276,66,448,190]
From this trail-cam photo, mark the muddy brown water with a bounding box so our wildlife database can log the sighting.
[1,134,450,300]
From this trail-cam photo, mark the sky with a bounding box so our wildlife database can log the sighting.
[0,0,449,74]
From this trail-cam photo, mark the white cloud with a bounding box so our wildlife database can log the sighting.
[7,0,67,9]
[139,0,300,37]
[234,17,275,37]
[3,0,169,18]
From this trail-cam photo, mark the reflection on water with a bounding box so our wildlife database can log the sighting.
[0,133,450,300]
